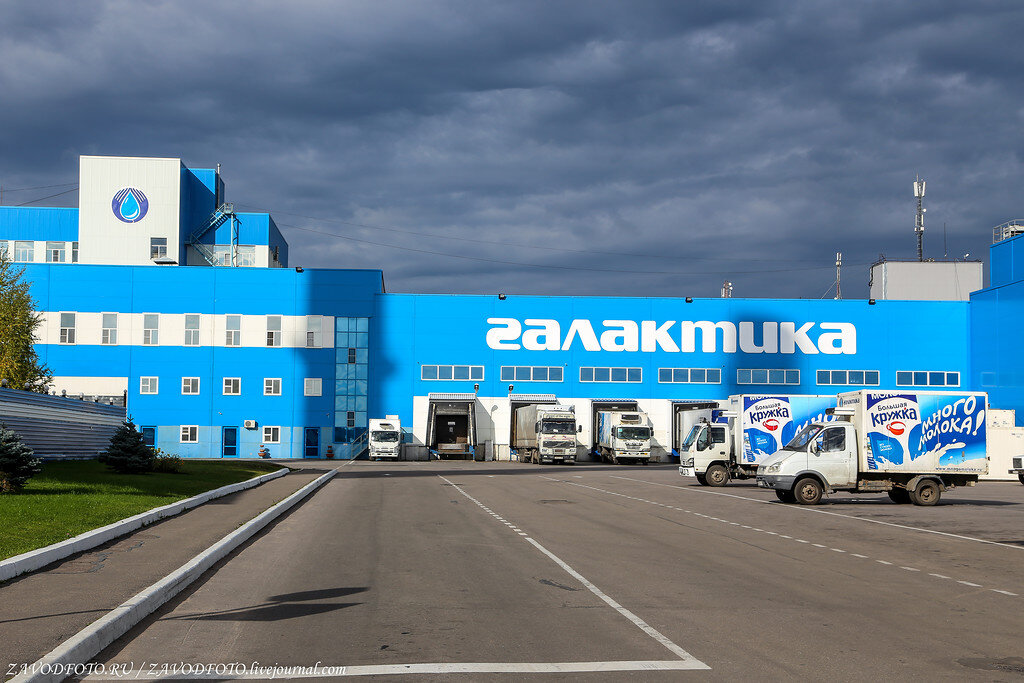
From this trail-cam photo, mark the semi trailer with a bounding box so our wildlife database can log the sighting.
[757,391,988,505]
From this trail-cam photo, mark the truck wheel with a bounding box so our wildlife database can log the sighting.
[887,489,911,504]
[793,477,823,505]
[910,479,941,506]
[695,473,708,486]
[775,489,796,503]
[705,464,730,487]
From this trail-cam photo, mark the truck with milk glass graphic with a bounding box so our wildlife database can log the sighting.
[678,395,837,486]
[757,391,988,505]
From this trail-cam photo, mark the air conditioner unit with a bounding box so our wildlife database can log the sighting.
[243,420,257,429]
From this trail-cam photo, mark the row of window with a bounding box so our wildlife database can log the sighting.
[175,425,282,443]
[420,365,961,387]
[56,313,329,348]
[140,376,323,396]
[0,240,79,263]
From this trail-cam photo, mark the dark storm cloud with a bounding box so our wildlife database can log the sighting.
[0,0,1021,297]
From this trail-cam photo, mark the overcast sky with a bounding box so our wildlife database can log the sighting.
[1,0,1021,299]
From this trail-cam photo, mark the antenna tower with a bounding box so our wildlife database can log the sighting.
[914,175,926,261]
[834,252,842,299]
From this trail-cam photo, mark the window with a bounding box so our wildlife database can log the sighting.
[150,237,167,260]
[59,312,76,344]
[223,377,240,395]
[140,376,158,394]
[658,368,722,384]
[499,366,564,382]
[266,315,281,347]
[263,426,280,443]
[347,411,356,428]
[101,313,117,345]
[180,426,198,443]
[181,377,200,395]
[420,365,485,381]
[306,315,322,347]
[304,377,322,396]
[71,241,78,263]
[45,241,66,263]
[896,370,961,387]
[15,241,33,262]
[143,313,159,345]
[816,369,880,386]
[264,378,282,395]
[817,427,846,453]
[347,347,357,364]
[225,315,241,346]
[0,241,7,258]
[237,245,256,267]
[580,367,643,383]
[141,427,156,447]
[184,314,200,346]
[737,369,800,385]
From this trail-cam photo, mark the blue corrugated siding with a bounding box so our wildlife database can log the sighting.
[0,207,78,242]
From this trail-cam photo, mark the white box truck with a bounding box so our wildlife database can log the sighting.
[368,416,402,460]
[679,395,837,486]
[596,410,652,464]
[757,391,988,505]
[513,404,579,464]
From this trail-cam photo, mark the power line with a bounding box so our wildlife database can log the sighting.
[280,221,865,276]
[13,186,79,206]
[238,202,827,265]
[0,181,78,192]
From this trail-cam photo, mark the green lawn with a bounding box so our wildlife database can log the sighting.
[0,459,283,561]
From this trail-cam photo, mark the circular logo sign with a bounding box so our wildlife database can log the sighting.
[111,188,149,223]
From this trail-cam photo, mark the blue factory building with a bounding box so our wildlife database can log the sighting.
[2,156,1023,462]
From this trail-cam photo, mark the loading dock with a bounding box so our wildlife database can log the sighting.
[590,400,639,459]
[671,400,721,459]
[508,393,557,462]
[426,393,478,459]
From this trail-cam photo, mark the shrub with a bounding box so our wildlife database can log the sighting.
[104,420,155,474]
[0,423,41,493]
[151,448,184,474]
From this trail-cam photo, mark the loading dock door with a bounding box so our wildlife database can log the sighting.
[591,400,639,451]
[426,394,477,460]
[508,395,558,448]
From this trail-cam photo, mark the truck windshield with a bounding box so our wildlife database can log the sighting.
[372,431,400,442]
[681,425,702,449]
[615,427,651,440]
[540,420,575,434]
[784,425,821,451]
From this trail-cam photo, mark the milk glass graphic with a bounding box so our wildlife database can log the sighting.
[865,394,922,469]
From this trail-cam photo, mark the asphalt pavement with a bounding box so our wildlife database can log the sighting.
[74,461,1024,681]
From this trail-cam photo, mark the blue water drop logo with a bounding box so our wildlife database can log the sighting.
[111,188,149,223]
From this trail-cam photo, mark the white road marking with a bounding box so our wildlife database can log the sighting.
[552,475,1022,601]
[84,660,710,679]
[612,476,1024,552]
[440,475,709,669]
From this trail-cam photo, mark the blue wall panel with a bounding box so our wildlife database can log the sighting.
[0,207,78,242]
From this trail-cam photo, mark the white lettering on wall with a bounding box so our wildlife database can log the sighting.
[487,318,857,355]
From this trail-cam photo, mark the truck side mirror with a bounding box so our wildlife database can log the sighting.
[577,425,582,433]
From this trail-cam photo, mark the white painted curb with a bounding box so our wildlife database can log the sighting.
[0,467,292,583]
[12,468,337,683]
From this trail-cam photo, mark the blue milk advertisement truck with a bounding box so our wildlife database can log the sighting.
[757,390,988,505]
[678,395,837,486]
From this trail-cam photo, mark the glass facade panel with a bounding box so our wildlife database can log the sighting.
[865,371,879,385]
[335,317,370,444]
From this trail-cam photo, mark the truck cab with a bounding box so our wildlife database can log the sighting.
[536,414,578,463]
[678,420,731,485]
[596,411,652,464]
[369,421,402,460]
[758,422,857,502]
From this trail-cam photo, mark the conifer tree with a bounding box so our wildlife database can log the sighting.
[0,252,51,392]
[0,423,41,493]
[104,419,155,474]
